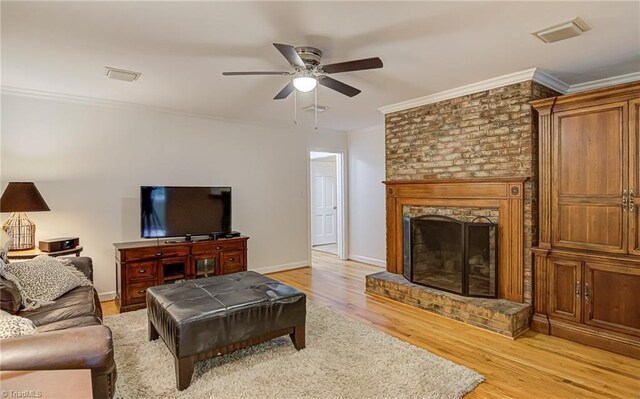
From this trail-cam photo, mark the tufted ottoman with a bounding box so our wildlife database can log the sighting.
[146,271,306,390]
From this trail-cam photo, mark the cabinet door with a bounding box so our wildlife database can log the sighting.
[548,259,582,323]
[584,261,640,337]
[552,102,628,253]
[628,98,640,254]
[159,256,189,283]
[192,252,217,279]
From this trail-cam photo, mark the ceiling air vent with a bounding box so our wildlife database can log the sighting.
[533,17,591,43]
[105,67,141,82]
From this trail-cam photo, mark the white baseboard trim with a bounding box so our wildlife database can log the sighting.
[98,291,116,302]
[251,261,309,274]
[348,254,386,268]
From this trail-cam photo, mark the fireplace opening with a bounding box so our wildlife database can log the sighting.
[403,215,498,298]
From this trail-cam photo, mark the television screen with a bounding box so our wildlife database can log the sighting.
[140,186,231,238]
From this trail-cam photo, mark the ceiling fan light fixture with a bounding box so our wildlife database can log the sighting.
[293,70,317,92]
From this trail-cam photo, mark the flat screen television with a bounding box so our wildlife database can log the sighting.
[140,186,231,239]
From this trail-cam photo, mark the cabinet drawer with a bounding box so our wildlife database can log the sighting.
[124,246,188,261]
[193,240,244,254]
[126,281,156,304]
[220,250,244,274]
[126,260,156,282]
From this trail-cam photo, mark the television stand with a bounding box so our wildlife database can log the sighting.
[113,236,249,312]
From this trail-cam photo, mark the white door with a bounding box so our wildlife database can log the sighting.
[311,159,337,246]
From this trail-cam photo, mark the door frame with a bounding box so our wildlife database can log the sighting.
[307,148,347,261]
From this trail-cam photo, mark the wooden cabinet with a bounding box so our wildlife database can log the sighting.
[114,237,249,312]
[532,82,640,359]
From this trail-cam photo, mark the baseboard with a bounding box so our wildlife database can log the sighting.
[348,254,386,268]
[99,291,116,301]
[252,261,309,274]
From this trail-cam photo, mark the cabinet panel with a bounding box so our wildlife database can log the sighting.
[584,262,640,337]
[556,204,624,251]
[552,102,628,253]
[628,99,640,255]
[548,259,582,322]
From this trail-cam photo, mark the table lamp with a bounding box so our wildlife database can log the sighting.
[0,182,50,250]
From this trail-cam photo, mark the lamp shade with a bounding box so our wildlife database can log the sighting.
[0,182,50,212]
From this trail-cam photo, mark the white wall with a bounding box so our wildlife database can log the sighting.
[0,94,347,297]
[347,125,386,267]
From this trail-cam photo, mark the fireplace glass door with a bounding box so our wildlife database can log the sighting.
[403,215,498,298]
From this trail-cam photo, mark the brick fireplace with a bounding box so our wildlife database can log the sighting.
[365,80,558,337]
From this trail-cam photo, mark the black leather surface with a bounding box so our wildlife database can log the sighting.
[147,271,306,358]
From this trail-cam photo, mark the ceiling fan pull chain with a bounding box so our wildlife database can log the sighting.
[294,89,297,125]
[314,86,318,130]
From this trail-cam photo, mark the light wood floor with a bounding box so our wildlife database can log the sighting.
[102,251,640,398]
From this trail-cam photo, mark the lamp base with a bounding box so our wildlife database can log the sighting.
[2,212,36,250]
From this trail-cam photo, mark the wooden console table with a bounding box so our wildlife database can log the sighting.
[114,237,249,312]
[7,246,83,260]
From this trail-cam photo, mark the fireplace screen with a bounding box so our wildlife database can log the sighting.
[403,215,498,298]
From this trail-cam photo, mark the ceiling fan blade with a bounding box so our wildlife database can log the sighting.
[318,76,361,97]
[274,82,295,100]
[273,43,306,68]
[222,71,290,76]
[321,57,383,74]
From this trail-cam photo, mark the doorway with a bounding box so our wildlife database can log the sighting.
[309,151,346,259]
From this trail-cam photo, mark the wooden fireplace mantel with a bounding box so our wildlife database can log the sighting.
[384,177,527,303]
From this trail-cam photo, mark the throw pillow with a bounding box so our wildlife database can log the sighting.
[0,230,12,263]
[0,255,92,310]
[0,309,36,339]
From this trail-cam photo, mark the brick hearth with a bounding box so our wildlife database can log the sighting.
[366,271,531,338]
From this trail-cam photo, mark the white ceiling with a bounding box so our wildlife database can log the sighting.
[2,1,639,132]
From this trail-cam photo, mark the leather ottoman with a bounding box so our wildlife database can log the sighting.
[146,271,306,390]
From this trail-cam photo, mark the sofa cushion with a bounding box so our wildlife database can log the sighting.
[20,286,101,327]
[0,309,36,339]
[35,315,102,333]
[1,255,92,310]
[0,275,22,314]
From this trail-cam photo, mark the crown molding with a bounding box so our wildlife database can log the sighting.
[379,68,539,114]
[378,68,640,114]
[531,69,570,93]
[0,85,346,134]
[566,71,640,94]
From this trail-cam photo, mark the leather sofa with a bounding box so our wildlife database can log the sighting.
[0,257,117,399]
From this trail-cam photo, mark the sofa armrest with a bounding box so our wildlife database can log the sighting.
[64,256,93,282]
[0,325,114,374]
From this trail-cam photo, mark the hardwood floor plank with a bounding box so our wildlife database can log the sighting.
[101,251,640,398]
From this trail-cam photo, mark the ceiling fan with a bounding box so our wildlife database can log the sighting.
[222,43,383,100]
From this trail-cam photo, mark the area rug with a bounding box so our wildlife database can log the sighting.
[105,302,483,398]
